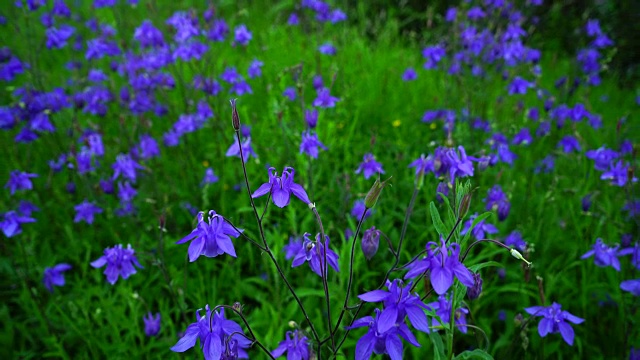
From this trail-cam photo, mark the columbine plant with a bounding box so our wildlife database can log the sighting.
[166,100,532,360]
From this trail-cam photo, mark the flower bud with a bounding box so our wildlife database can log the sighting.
[230,98,240,131]
[436,182,449,203]
[232,302,243,313]
[458,192,472,219]
[581,194,592,212]
[510,248,531,266]
[361,226,380,260]
[364,176,392,209]
[466,272,483,300]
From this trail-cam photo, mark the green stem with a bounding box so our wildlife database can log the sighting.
[448,288,456,360]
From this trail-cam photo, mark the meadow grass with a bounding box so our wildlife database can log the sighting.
[0,0,638,359]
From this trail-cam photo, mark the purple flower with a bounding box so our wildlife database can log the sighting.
[201,168,219,187]
[5,170,38,195]
[351,200,372,220]
[504,231,527,252]
[508,77,533,95]
[134,20,165,48]
[90,244,142,285]
[46,25,75,49]
[362,226,381,260]
[581,194,592,212]
[1,210,35,237]
[558,135,581,153]
[73,200,102,224]
[620,279,640,296]
[247,59,263,78]
[467,6,486,20]
[207,19,228,42]
[525,302,584,345]
[445,7,457,22]
[291,233,340,277]
[143,312,161,336]
[443,146,476,182]
[117,181,137,203]
[356,153,385,180]
[171,305,251,359]
[347,307,421,360]
[619,242,639,270]
[512,128,532,145]
[318,42,336,55]
[52,0,71,17]
[283,87,297,101]
[485,185,510,221]
[299,131,328,158]
[601,161,637,187]
[429,240,475,294]
[43,263,72,293]
[137,135,160,159]
[422,45,446,69]
[467,273,483,300]
[233,24,252,46]
[17,200,39,217]
[585,146,619,171]
[283,236,303,260]
[225,136,257,159]
[313,87,340,108]
[534,155,555,174]
[252,167,310,207]
[86,38,120,60]
[176,210,242,261]
[402,68,417,81]
[112,153,144,183]
[409,154,434,175]
[305,109,318,128]
[426,295,469,333]
[271,330,310,359]
[461,213,499,240]
[287,13,299,26]
[581,238,622,271]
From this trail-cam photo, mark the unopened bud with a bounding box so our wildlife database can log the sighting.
[232,302,242,313]
[364,176,392,209]
[288,321,297,328]
[510,248,531,266]
[458,193,472,219]
[466,272,483,300]
[230,98,240,131]
[361,226,381,260]
[436,182,449,203]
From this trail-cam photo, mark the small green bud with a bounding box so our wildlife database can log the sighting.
[510,248,531,266]
[230,98,240,131]
[458,193,472,219]
[364,176,392,209]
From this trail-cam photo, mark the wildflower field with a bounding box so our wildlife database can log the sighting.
[1,0,639,359]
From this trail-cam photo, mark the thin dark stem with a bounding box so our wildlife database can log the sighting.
[311,207,335,352]
[398,248,428,270]
[331,208,368,339]
[211,305,276,360]
[460,238,510,263]
[336,185,420,352]
[235,130,320,342]
[222,217,267,252]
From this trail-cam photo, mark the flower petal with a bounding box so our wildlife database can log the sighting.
[170,323,199,352]
[377,306,398,333]
[187,237,205,262]
[405,305,430,333]
[251,182,271,198]
[358,289,389,303]
[355,332,375,360]
[538,318,553,337]
[385,334,404,360]
[290,183,311,204]
[430,266,452,295]
[557,322,575,346]
[272,188,291,208]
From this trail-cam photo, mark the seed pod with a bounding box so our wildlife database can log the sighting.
[230,98,240,131]
[361,227,381,260]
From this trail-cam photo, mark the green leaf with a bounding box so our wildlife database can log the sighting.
[467,261,503,273]
[429,331,447,360]
[430,201,447,238]
[454,349,494,359]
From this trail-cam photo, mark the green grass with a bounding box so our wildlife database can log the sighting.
[0,1,639,359]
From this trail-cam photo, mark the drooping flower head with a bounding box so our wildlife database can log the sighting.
[426,294,469,333]
[73,199,103,224]
[171,305,251,359]
[5,170,38,195]
[144,312,161,337]
[252,167,310,208]
[43,263,72,293]
[90,244,143,285]
[460,213,499,240]
[581,238,622,271]
[271,330,311,359]
[176,210,243,262]
[525,302,584,345]
[299,131,328,158]
[1,210,36,237]
[225,136,258,159]
[291,233,340,277]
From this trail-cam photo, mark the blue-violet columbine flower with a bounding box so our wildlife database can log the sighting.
[291,233,340,277]
[525,302,584,345]
[91,244,143,285]
[252,167,310,208]
[144,312,161,336]
[355,153,385,180]
[271,330,311,359]
[581,238,622,271]
[171,306,251,359]
[176,210,243,261]
[43,263,72,293]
